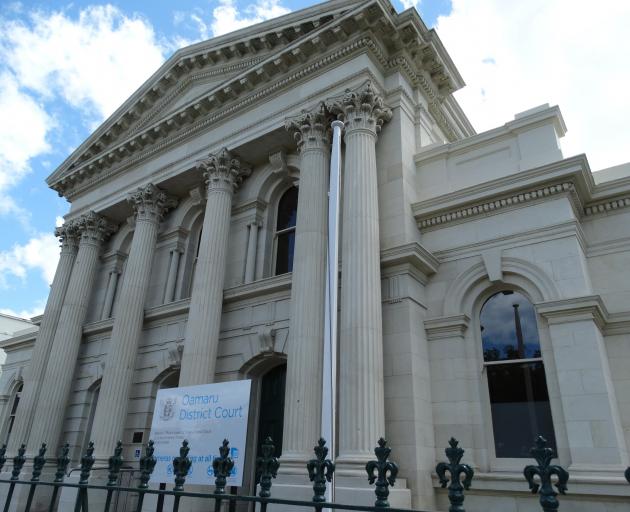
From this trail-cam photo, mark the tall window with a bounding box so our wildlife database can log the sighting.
[274,188,298,275]
[5,382,23,444]
[83,382,100,454]
[480,290,556,458]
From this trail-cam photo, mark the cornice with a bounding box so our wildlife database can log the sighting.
[604,312,630,336]
[48,0,467,199]
[380,241,439,276]
[536,295,609,331]
[413,155,630,230]
[424,314,470,340]
[0,332,37,352]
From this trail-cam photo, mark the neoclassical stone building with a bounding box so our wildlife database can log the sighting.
[1,0,629,510]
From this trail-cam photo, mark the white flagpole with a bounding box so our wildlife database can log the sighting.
[322,119,344,503]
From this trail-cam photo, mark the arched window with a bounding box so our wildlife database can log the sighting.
[274,188,298,275]
[480,290,556,458]
[4,381,23,444]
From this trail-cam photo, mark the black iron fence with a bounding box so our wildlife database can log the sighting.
[0,434,625,512]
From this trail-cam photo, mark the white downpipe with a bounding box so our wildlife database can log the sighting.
[322,119,344,503]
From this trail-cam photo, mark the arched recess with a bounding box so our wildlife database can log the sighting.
[0,376,23,445]
[238,352,287,496]
[444,256,560,318]
[450,258,569,470]
[169,196,205,300]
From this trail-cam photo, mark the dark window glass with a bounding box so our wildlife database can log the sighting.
[487,362,556,457]
[276,188,298,231]
[274,188,298,275]
[480,291,556,457]
[5,383,22,444]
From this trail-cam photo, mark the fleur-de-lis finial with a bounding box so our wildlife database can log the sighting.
[365,438,398,508]
[0,444,7,472]
[11,444,26,481]
[213,439,234,495]
[523,436,568,512]
[307,438,335,503]
[107,441,124,486]
[138,440,157,489]
[256,437,279,498]
[54,444,71,483]
[435,438,474,512]
[173,440,192,492]
[79,442,96,485]
[31,444,47,482]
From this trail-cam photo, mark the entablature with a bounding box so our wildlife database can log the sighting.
[47,0,472,201]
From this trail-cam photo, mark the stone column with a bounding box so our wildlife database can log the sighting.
[281,105,330,468]
[328,82,392,469]
[7,224,80,454]
[244,220,260,284]
[179,148,249,386]
[91,184,176,460]
[27,212,116,454]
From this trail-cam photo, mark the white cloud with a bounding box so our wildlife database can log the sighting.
[400,0,420,10]
[0,72,52,229]
[0,5,166,121]
[210,0,291,37]
[435,0,630,171]
[0,300,46,320]
[0,232,59,289]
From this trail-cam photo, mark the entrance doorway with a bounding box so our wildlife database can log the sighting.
[256,363,286,458]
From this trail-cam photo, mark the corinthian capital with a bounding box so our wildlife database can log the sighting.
[198,148,250,193]
[128,183,177,223]
[55,222,80,252]
[326,81,392,135]
[72,211,117,245]
[285,103,332,153]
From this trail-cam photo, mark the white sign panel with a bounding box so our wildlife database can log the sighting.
[149,380,251,486]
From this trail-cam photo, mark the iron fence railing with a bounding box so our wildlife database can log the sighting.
[0,434,624,512]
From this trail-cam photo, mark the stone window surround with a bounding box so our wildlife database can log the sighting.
[472,283,568,473]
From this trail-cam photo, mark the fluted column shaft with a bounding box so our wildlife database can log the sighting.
[179,148,248,386]
[281,106,330,466]
[8,225,79,453]
[91,185,175,460]
[28,212,115,454]
[328,83,392,468]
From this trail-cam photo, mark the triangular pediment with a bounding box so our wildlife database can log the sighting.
[49,0,471,199]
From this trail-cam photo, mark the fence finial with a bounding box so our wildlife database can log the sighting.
[213,439,234,494]
[31,444,47,482]
[307,438,335,503]
[435,438,474,512]
[523,436,568,512]
[366,438,398,508]
[54,443,71,482]
[107,441,124,486]
[173,440,192,492]
[256,437,279,498]
[138,440,157,489]
[11,444,26,481]
[79,442,96,485]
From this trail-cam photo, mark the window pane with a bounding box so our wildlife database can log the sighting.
[276,188,298,231]
[275,231,295,275]
[481,291,541,361]
[487,361,556,457]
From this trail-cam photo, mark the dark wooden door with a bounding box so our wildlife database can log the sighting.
[256,364,286,458]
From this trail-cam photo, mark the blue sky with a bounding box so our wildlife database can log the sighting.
[0,0,629,319]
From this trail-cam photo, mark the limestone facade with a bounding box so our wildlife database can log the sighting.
[1,0,629,510]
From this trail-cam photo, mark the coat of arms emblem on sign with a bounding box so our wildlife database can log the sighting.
[159,397,176,421]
